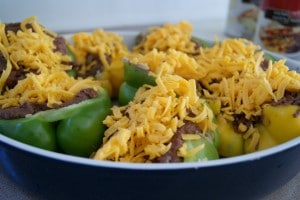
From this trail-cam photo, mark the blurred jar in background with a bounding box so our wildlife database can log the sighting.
[225,0,261,40]
[253,0,300,60]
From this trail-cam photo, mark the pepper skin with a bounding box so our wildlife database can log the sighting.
[56,90,111,157]
[0,117,57,151]
[256,124,278,151]
[262,104,300,144]
[118,82,138,106]
[184,136,219,162]
[0,89,111,157]
[118,61,156,105]
[123,61,156,88]
[191,36,211,48]
[216,115,244,157]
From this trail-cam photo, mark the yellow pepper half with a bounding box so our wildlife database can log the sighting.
[216,115,244,157]
[262,104,300,144]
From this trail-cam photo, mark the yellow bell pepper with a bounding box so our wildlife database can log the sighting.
[108,60,125,97]
[256,124,278,151]
[262,104,300,144]
[216,115,244,157]
[206,99,221,115]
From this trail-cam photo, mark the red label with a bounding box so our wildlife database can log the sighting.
[262,0,300,11]
[262,0,300,26]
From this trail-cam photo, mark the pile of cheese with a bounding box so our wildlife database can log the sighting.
[0,17,102,108]
[70,29,128,71]
[93,72,215,162]
[69,29,129,96]
[133,21,199,55]
[197,38,300,121]
[131,21,300,122]
[129,48,206,80]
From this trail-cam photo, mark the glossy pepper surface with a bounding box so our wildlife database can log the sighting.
[184,136,219,162]
[262,104,300,144]
[191,36,212,48]
[118,61,156,105]
[0,89,111,157]
[216,115,244,157]
[0,117,57,151]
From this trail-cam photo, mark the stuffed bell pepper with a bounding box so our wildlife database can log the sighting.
[68,29,129,97]
[0,17,111,157]
[133,20,209,56]
[94,72,219,163]
[94,40,220,163]
[195,38,300,156]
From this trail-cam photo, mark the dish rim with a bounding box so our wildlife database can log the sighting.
[1,134,300,171]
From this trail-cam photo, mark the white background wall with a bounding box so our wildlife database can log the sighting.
[1,0,230,34]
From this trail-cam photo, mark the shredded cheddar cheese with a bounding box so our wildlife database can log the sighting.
[2,16,71,73]
[197,38,300,120]
[70,29,128,72]
[93,73,216,162]
[129,49,206,80]
[181,134,201,140]
[0,16,103,108]
[0,42,12,93]
[69,29,129,96]
[0,71,102,108]
[133,21,199,55]
[184,143,205,158]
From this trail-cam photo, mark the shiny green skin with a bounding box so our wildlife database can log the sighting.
[264,52,276,62]
[0,90,111,157]
[123,61,156,88]
[184,136,219,162]
[0,117,57,151]
[118,82,138,106]
[67,45,76,62]
[118,62,156,105]
[57,91,111,157]
[191,36,212,48]
[66,46,77,78]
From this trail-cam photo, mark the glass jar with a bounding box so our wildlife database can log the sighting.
[253,0,300,60]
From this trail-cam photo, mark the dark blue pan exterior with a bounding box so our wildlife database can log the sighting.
[1,136,299,200]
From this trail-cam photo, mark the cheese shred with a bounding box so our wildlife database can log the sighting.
[133,21,199,55]
[93,74,216,162]
[0,16,103,108]
[197,38,300,120]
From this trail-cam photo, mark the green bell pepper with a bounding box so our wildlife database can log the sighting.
[264,52,276,62]
[118,82,138,106]
[183,136,219,162]
[118,61,156,105]
[67,45,76,62]
[0,89,111,157]
[123,61,156,88]
[66,46,77,78]
[0,116,57,151]
[191,36,212,48]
